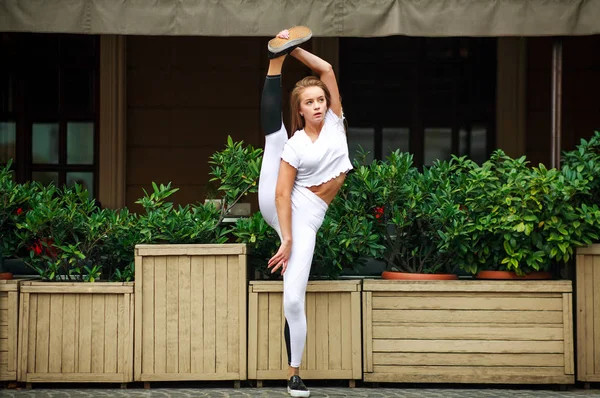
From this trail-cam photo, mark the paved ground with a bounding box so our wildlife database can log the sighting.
[3,384,600,398]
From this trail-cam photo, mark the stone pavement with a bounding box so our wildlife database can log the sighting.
[3,386,600,398]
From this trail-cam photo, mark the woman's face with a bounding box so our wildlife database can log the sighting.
[299,86,327,126]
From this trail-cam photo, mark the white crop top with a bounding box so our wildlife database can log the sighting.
[281,109,353,187]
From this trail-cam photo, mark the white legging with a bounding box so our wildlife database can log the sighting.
[258,79,328,368]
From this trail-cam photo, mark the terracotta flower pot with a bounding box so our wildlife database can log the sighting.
[0,272,14,280]
[476,270,552,280]
[381,271,458,280]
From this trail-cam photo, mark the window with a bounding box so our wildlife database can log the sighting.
[0,33,99,198]
[340,36,496,167]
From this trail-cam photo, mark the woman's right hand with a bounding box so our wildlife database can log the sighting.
[268,238,292,275]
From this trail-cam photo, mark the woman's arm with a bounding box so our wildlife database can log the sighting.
[268,160,297,274]
[291,47,342,118]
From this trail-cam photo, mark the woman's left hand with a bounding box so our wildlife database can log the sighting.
[268,239,292,275]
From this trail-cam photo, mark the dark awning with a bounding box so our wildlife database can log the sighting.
[1,0,599,37]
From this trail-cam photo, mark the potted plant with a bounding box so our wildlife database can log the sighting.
[13,181,136,384]
[347,150,469,280]
[453,150,600,279]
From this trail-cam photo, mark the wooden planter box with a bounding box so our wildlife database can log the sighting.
[362,280,574,384]
[134,244,247,383]
[17,281,134,383]
[0,279,21,381]
[576,245,600,383]
[248,280,362,383]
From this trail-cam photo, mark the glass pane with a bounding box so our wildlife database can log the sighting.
[382,127,410,159]
[32,171,59,186]
[66,172,94,199]
[67,122,94,164]
[32,123,59,164]
[470,125,488,165]
[0,122,16,163]
[347,127,374,164]
[424,127,452,166]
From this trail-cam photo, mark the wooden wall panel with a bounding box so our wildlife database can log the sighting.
[0,279,20,381]
[17,282,134,383]
[576,245,600,382]
[247,280,362,381]
[134,244,247,381]
[362,280,574,384]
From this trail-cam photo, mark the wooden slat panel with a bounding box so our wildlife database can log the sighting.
[227,255,239,373]
[166,256,180,373]
[372,296,563,311]
[594,255,600,376]
[250,280,360,293]
[328,293,342,370]
[247,291,258,379]
[0,338,7,351]
[20,285,133,294]
[373,352,564,367]
[154,256,167,374]
[255,369,353,380]
[91,294,105,373]
[257,292,269,371]
[190,256,204,374]
[214,255,228,374]
[351,291,362,380]
[372,365,566,376]
[340,292,351,371]
[0,325,6,339]
[48,294,64,373]
[373,325,564,340]
[563,293,574,375]
[25,372,128,383]
[26,294,37,374]
[576,254,587,380]
[203,255,216,373]
[576,245,600,255]
[137,372,243,381]
[134,254,143,381]
[117,294,125,376]
[35,294,50,373]
[178,255,191,374]
[373,339,565,353]
[73,295,80,373]
[373,309,563,324]
[315,293,329,370]
[141,256,155,375]
[237,253,247,380]
[363,280,572,293]
[0,309,7,324]
[135,244,246,256]
[585,255,595,376]
[0,295,7,311]
[305,292,315,370]
[7,292,17,375]
[364,372,574,384]
[104,294,118,374]
[78,294,92,373]
[363,292,373,373]
[268,292,282,371]
[61,295,76,373]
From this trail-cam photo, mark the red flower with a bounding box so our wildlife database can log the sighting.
[16,207,23,215]
[30,242,42,255]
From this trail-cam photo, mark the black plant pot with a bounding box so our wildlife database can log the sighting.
[1,257,30,276]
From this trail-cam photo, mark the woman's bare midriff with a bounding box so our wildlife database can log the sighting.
[308,173,347,205]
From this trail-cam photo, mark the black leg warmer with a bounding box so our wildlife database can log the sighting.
[261,75,283,136]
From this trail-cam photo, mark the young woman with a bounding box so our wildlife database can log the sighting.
[258,26,353,397]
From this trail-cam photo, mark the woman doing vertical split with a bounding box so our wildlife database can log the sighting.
[258,26,353,397]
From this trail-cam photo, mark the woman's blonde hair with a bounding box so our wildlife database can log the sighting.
[290,76,331,133]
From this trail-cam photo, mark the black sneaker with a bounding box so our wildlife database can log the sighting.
[267,26,312,59]
[287,375,310,397]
